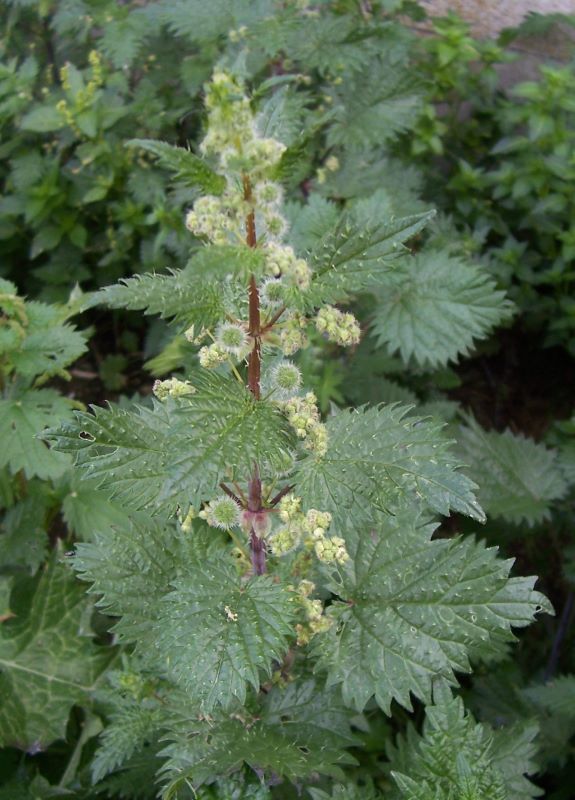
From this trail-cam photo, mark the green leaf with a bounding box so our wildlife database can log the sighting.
[388,690,541,800]
[0,553,114,749]
[0,493,49,572]
[20,105,65,133]
[92,247,263,330]
[314,514,551,713]
[0,390,74,480]
[91,703,164,783]
[458,417,568,525]
[75,520,294,711]
[370,250,514,367]
[326,61,423,150]
[127,139,225,194]
[161,679,358,788]
[295,404,485,527]
[62,478,133,541]
[48,373,294,512]
[13,302,87,379]
[155,560,296,709]
[93,270,227,331]
[299,208,435,308]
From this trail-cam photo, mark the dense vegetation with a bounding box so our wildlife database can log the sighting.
[1,2,574,798]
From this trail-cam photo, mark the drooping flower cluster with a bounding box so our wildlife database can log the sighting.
[152,378,195,400]
[279,392,328,457]
[315,305,361,346]
[293,580,332,646]
[264,242,311,289]
[269,494,349,565]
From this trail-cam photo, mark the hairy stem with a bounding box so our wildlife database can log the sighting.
[243,174,266,574]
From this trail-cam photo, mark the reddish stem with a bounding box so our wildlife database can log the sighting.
[243,174,266,574]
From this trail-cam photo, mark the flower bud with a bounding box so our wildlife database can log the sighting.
[201,496,241,529]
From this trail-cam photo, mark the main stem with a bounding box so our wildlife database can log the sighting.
[244,174,265,574]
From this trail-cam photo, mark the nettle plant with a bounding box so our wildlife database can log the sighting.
[48,73,552,798]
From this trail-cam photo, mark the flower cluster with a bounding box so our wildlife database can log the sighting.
[177,505,196,534]
[279,313,308,356]
[185,193,246,246]
[279,392,328,456]
[214,322,250,357]
[185,70,288,247]
[264,243,311,289]
[198,343,228,369]
[269,494,349,565]
[293,580,332,646]
[315,305,361,346]
[152,378,195,400]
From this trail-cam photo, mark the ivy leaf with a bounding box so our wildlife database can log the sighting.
[458,417,568,525]
[0,390,73,480]
[370,250,514,367]
[127,139,225,194]
[0,493,49,572]
[388,689,541,800]
[295,405,485,527]
[0,552,115,749]
[161,679,359,788]
[314,514,551,713]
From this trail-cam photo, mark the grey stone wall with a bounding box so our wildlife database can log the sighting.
[419,0,575,37]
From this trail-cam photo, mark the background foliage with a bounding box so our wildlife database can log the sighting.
[1,1,575,798]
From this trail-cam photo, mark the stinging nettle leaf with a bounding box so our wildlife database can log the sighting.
[156,560,296,709]
[295,403,485,526]
[46,372,295,513]
[370,249,515,368]
[458,416,568,525]
[0,390,74,481]
[161,679,359,788]
[296,208,435,309]
[314,514,551,713]
[387,690,542,800]
[127,139,225,194]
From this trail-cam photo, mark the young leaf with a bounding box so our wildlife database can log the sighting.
[370,250,514,367]
[388,690,541,800]
[313,513,551,713]
[127,139,225,194]
[295,404,485,527]
[458,417,568,525]
[0,552,114,750]
[161,679,358,788]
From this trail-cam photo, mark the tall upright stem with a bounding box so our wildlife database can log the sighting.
[243,174,265,574]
